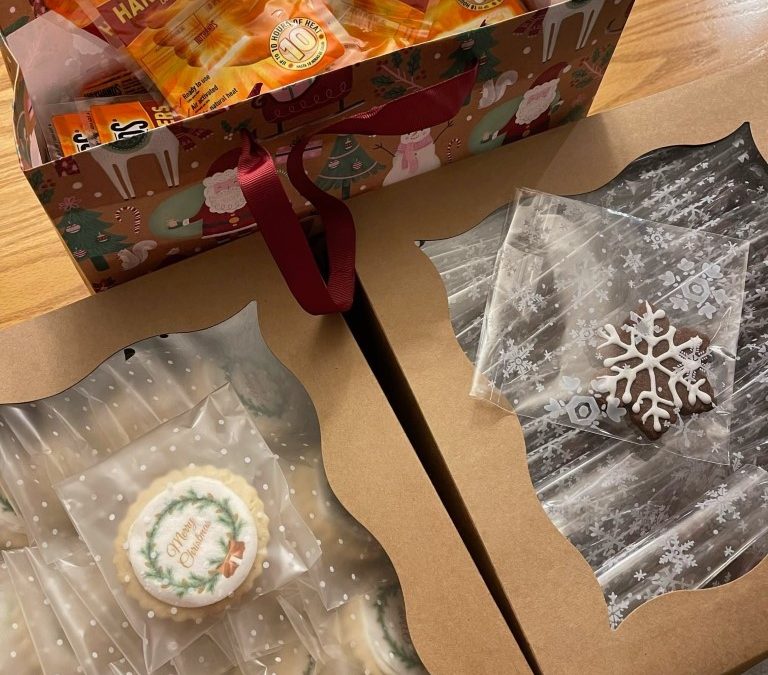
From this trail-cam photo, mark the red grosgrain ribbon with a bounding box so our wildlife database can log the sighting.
[238,63,478,315]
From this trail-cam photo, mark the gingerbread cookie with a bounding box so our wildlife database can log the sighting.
[593,301,715,441]
[114,465,269,622]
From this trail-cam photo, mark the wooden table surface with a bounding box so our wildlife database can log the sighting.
[0,0,766,328]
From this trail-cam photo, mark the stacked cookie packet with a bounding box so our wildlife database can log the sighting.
[421,125,768,629]
[0,304,425,674]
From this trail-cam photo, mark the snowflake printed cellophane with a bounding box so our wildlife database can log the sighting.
[421,127,768,631]
[471,189,749,465]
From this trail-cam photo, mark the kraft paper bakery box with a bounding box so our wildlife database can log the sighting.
[0,233,531,674]
[0,0,632,296]
[349,61,768,675]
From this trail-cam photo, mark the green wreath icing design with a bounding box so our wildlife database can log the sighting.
[139,488,244,598]
[0,495,15,514]
[375,585,422,669]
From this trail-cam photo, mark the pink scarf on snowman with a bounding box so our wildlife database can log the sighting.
[397,135,433,172]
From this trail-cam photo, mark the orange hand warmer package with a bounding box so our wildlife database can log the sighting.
[42,103,100,159]
[42,96,178,159]
[84,0,353,117]
[330,0,432,60]
[427,0,526,39]
[89,98,178,142]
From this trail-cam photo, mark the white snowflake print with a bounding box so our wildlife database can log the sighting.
[593,302,714,436]
[644,226,674,250]
[668,414,705,449]
[544,377,606,427]
[660,258,729,319]
[606,592,630,630]
[658,535,697,575]
[500,339,536,380]
[467,276,490,302]
[695,483,746,524]
[510,286,546,314]
[588,510,629,560]
[621,249,644,274]
[569,319,601,348]
[648,566,686,597]
[597,458,639,492]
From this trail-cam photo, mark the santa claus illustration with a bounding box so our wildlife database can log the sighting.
[499,62,567,144]
[168,148,258,239]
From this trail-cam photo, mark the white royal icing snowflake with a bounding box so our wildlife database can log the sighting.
[593,302,713,436]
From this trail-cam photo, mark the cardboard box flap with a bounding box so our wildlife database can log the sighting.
[351,59,768,674]
[0,234,532,674]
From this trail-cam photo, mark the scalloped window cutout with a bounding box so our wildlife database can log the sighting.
[419,123,768,629]
[0,302,426,674]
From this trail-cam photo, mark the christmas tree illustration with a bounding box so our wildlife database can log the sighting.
[315,135,384,200]
[58,205,128,271]
[441,26,501,83]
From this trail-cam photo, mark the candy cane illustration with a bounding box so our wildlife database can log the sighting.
[447,138,462,163]
[115,205,141,234]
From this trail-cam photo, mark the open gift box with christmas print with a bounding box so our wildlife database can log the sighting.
[0,0,632,301]
[347,59,768,674]
[0,231,532,674]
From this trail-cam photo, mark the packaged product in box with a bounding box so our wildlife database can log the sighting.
[56,384,319,670]
[350,60,768,673]
[0,235,530,674]
[0,0,632,297]
[472,191,749,461]
[469,190,768,618]
[0,564,40,675]
[3,549,83,673]
[27,547,123,675]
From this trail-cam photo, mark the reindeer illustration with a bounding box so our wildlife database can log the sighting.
[92,126,180,200]
[542,0,605,62]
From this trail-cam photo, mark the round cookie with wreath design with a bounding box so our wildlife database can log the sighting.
[114,465,269,622]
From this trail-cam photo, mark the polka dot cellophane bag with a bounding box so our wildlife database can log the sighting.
[0,303,427,673]
[0,303,315,564]
[3,548,82,673]
[55,383,321,672]
[0,559,40,674]
[282,578,428,674]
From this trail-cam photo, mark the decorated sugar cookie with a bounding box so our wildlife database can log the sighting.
[594,301,715,441]
[336,585,425,675]
[114,466,269,621]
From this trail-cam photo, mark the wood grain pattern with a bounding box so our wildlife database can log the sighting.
[0,0,765,327]
[593,0,768,113]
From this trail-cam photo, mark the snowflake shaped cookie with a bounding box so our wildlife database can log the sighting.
[593,301,715,440]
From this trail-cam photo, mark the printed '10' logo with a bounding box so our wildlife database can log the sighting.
[270,18,327,71]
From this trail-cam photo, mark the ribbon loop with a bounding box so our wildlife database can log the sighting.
[238,63,478,315]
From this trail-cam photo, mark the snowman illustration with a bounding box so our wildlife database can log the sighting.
[378,123,452,187]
